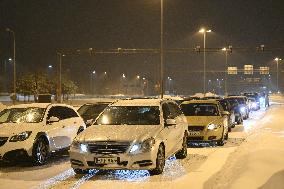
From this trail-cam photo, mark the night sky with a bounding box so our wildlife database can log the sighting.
[1,0,284,94]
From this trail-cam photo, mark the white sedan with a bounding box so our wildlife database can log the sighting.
[69,98,188,175]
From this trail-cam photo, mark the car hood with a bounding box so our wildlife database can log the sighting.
[186,116,220,126]
[77,125,161,142]
[0,122,40,136]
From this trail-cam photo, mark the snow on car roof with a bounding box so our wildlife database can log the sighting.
[6,103,51,109]
[181,100,219,105]
[111,99,162,106]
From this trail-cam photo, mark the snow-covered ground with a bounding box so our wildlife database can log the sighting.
[0,99,284,189]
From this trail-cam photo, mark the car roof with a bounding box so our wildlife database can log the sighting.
[110,99,166,106]
[6,103,75,109]
[181,100,219,105]
[226,96,246,98]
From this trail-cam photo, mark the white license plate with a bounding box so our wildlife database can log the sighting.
[188,131,200,136]
[95,157,118,164]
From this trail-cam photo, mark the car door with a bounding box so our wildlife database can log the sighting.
[60,106,81,146]
[45,106,68,150]
[160,102,181,156]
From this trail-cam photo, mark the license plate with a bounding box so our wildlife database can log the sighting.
[188,131,200,136]
[95,157,118,164]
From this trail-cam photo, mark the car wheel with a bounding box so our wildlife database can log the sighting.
[32,137,49,165]
[73,168,89,174]
[149,144,165,175]
[216,129,225,146]
[228,126,232,132]
[175,133,187,159]
[225,129,229,140]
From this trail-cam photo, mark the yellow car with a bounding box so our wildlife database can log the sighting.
[180,100,229,146]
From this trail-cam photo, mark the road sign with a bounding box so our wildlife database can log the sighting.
[244,65,253,74]
[259,66,269,75]
[228,67,237,74]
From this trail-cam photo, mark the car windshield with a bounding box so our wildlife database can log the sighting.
[95,106,160,125]
[0,107,45,124]
[219,100,230,111]
[181,103,219,116]
[78,104,108,117]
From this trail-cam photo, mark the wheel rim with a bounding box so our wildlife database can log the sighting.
[36,140,48,163]
[157,147,165,171]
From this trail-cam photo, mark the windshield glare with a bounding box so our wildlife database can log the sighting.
[0,107,45,123]
[96,106,160,125]
[181,103,219,116]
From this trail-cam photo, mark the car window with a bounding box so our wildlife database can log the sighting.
[61,107,79,119]
[0,108,45,123]
[162,103,174,119]
[180,103,220,116]
[47,106,63,120]
[168,102,182,117]
[96,106,160,125]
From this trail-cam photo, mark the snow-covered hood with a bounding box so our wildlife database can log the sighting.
[77,125,162,142]
[0,122,41,136]
[186,116,220,126]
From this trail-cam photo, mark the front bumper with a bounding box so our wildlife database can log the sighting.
[69,147,158,171]
[0,137,33,161]
[187,126,224,142]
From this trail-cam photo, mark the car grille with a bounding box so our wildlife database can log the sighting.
[188,126,205,131]
[0,137,8,147]
[88,141,130,155]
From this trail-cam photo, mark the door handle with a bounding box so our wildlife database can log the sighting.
[62,125,66,128]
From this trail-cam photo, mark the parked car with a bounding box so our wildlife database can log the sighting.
[216,99,236,132]
[180,100,229,146]
[69,99,188,175]
[77,102,111,126]
[0,103,86,165]
[243,92,263,109]
[225,98,243,125]
[226,96,249,119]
[248,97,260,111]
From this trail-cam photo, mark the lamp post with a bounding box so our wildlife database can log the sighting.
[6,28,16,103]
[199,28,211,94]
[222,47,228,96]
[160,0,164,99]
[274,58,282,93]
[57,53,65,103]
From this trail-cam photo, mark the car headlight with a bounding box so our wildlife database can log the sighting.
[129,137,155,154]
[207,123,218,130]
[9,131,32,142]
[71,139,88,153]
[240,107,246,113]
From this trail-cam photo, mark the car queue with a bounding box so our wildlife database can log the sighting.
[0,93,265,175]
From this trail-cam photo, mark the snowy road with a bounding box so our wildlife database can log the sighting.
[1,103,284,189]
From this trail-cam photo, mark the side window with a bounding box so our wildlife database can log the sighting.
[47,106,62,120]
[169,102,182,117]
[64,107,79,118]
[162,103,171,120]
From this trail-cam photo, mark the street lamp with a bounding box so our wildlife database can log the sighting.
[222,47,229,96]
[199,28,212,94]
[160,0,164,98]
[274,57,282,93]
[57,53,65,103]
[6,27,16,103]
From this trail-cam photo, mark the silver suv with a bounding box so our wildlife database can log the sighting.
[69,99,188,175]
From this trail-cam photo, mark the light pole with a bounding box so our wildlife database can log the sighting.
[199,28,211,94]
[91,70,96,95]
[160,0,164,98]
[6,28,16,103]
[57,53,65,103]
[222,47,228,96]
[274,58,282,93]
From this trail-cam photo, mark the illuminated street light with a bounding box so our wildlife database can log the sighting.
[92,70,96,74]
[48,65,53,69]
[274,57,282,93]
[199,27,212,94]
[137,75,140,79]
[122,73,126,78]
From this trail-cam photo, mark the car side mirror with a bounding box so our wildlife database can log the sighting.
[221,111,230,116]
[165,119,176,126]
[47,116,60,124]
[86,119,93,127]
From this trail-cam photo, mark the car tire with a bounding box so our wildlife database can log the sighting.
[217,129,225,146]
[73,168,89,174]
[175,133,188,159]
[228,126,232,132]
[149,144,165,175]
[32,137,49,165]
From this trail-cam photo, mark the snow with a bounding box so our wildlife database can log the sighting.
[1,98,284,189]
